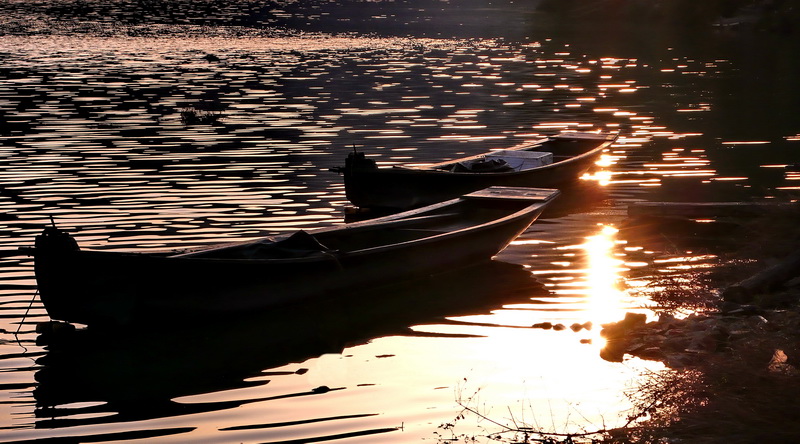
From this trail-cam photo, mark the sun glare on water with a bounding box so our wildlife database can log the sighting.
[583,225,631,326]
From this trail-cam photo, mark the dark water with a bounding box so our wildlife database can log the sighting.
[1,2,799,443]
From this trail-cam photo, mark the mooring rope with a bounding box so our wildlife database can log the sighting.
[15,288,39,336]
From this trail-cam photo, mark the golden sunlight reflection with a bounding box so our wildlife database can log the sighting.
[470,224,640,350]
[583,225,630,325]
[580,153,616,185]
[409,223,665,433]
[595,153,615,168]
[581,170,612,185]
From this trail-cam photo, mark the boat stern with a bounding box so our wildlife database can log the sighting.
[329,149,377,174]
[29,225,90,324]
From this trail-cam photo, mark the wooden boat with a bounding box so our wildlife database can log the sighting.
[20,186,559,327]
[332,132,616,210]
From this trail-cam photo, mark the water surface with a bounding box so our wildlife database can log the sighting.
[1,2,799,442]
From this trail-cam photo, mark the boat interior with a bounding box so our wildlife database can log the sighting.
[422,136,602,172]
[172,199,529,260]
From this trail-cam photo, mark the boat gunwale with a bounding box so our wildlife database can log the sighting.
[392,133,616,174]
[334,194,556,256]
[53,188,559,265]
[178,195,554,261]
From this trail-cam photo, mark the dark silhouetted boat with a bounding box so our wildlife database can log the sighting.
[21,186,559,327]
[331,132,616,210]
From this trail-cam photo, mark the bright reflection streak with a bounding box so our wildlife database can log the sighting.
[582,170,612,185]
[580,153,616,184]
[583,225,629,325]
[595,153,616,167]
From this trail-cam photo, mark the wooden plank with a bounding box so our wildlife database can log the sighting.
[465,186,560,202]
[627,201,796,219]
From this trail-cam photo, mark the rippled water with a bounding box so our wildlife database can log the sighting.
[1,2,799,443]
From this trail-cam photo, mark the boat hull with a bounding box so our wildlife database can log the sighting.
[31,187,558,326]
[339,133,615,210]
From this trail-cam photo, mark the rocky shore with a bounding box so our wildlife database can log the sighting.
[600,305,800,374]
[598,224,800,441]
[600,223,800,370]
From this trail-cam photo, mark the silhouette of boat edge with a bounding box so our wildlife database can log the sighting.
[22,186,559,327]
[332,132,615,210]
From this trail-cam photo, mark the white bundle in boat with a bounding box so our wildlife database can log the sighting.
[485,150,553,171]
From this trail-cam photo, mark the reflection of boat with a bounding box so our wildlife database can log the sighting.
[32,260,545,437]
[331,132,616,210]
[24,186,559,327]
